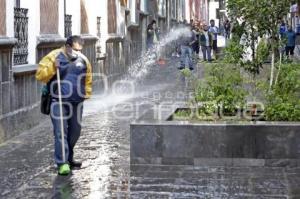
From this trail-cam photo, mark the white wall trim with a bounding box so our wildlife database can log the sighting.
[58,0,65,37]
[6,0,14,37]
[20,0,39,64]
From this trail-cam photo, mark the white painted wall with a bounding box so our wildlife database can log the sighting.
[83,0,108,53]
[58,0,64,37]
[99,0,108,53]
[179,0,185,21]
[66,0,81,35]
[20,0,40,64]
[130,0,136,23]
[85,0,97,35]
[140,0,147,12]
[205,0,209,24]
[6,0,14,38]
[117,0,125,36]
[184,0,190,22]
[158,0,166,17]
[209,1,219,27]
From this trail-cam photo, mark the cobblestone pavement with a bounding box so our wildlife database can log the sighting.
[0,59,300,199]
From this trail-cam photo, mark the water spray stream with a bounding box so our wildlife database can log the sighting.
[125,27,191,81]
[84,27,191,116]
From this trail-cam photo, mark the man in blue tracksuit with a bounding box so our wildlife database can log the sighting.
[179,25,195,70]
[279,21,287,39]
[285,26,296,58]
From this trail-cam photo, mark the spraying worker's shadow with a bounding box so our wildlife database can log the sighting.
[52,174,73,199]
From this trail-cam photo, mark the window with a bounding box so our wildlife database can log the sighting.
[13,6,28,65]
[97,17,101,38]
[64,14,72,38]
[96,17,102,55]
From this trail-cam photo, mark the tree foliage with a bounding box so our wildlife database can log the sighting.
[227,0,291,36]
[227,0,292,83]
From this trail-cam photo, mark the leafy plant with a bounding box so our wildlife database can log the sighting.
[264,63,300,121]
[174,109,192,120]
[242,38,270,75]
[223,39,244,64]
[227,0,292,87]
[256,39,270,66]
[181,68,192,77]
[194,63,247,117]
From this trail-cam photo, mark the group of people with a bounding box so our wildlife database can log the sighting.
[146,19,233,70]
[178,19,220,70]
[280,21,297,58]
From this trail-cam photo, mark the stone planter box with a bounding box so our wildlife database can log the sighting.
[130,108,300,166]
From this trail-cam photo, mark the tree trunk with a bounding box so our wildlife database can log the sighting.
[275,51,282,85]
[269,45,275,89]
[251,30,255,62]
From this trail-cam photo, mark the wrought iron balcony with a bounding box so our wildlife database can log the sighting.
[64,14,72,38]
[97,17,101,38]
[96,17,102,57]
[13,7,28,65]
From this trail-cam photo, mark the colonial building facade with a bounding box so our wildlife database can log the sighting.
[189,0,209,24]
[0,0,210,143]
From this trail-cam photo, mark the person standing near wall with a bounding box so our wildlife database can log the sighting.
[285,26,297,58]
[279,20,288,39]
[191,24,200,61]
[146,20,160,50]
[179,25,195,70]
[209,19,219,60]
[36,35,92,175]
[199,24,213,62]
[224,19,231,40]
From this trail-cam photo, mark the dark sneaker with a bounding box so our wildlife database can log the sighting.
[69,160,82,168]
[58,164,70,175]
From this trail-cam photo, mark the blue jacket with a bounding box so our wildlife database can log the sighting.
[199,31,213,47]
[180,30,195,46]
[285,30,296,47]
[56,53,87,102]
[36,47,92,100]
[279,25,287,35]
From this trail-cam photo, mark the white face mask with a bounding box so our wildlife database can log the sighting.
[66,48,79,61]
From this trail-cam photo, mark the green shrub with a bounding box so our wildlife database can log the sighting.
[256,39,270,64]
[264,63,300,121]
[194,63,247,117]
[241,38,270,75]
[181,68,192,77]
[223,39,244,64]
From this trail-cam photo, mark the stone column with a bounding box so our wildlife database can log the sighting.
[40,0,59,34]
[37,0,65,63]
[80,0,89,34]
[107,0,117,33]
[0,0,6,36]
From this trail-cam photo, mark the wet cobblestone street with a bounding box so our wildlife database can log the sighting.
[1,59,300,198]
